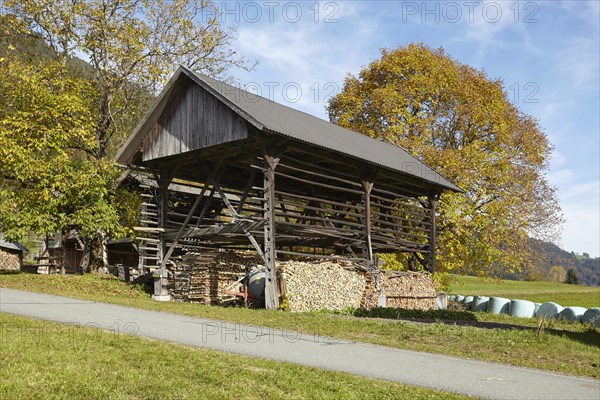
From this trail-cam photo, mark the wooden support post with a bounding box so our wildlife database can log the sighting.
[359,168,376,265]
[154,168,174,301]
[263,153,279,309]
[157,169,171,264]
[427,193,439,274]
[362,184,373,263]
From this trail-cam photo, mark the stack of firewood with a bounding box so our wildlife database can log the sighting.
[278,261,366,312]
[362,270,437,310]
[0,250,20,270]
[169,250,260,304]
[168,251,436,310]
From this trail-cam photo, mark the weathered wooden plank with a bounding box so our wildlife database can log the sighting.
[142,82,248,162]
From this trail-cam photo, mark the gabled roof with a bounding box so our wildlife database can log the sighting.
[0,240,28,252]
[117,66,461,192]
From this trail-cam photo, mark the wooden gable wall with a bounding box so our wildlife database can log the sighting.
[142,79,249,161]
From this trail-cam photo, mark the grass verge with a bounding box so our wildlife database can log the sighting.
[0,313,469,399]
[449,275,600,308]
[1,272,599,379]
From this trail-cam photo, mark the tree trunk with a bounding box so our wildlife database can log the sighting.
[88,231,109,274]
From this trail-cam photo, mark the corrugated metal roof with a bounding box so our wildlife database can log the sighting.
[0,240,28,252]
[117,66,461,192]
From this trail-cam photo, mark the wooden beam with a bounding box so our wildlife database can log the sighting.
[359,168,376,265]
[210,175,267,264]
[237,170,257,214]
[427,193,439,273]
[159,165,219,268]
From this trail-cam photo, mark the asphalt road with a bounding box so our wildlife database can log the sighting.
[1,288,598,399]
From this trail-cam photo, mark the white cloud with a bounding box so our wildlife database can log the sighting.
[560,0,600,26]
[453,0,536,54]
[232,2,377,118]
[549,150,567,168]
[548,168,573,185]
[538,102,565,122]
[558,37,600,88]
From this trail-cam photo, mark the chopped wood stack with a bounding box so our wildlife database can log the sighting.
[362,270,437,310]
[168,251,436,311]
[0,249,21,270]
[169,250,261,304]
[278,261,366,312]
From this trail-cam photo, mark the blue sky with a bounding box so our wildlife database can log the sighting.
[219,0,600,257]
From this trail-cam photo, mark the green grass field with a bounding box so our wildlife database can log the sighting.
[0,313,469,400]
[1,272,599,379]
[449,275,600,308]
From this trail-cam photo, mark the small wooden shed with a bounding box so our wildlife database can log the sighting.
[0,240,27,270]
[117,66,461,308]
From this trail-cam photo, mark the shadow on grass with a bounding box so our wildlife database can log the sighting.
[346,306,600,347]
[0,270,22,275]
[405,318,600,345]
[544,328,600,348]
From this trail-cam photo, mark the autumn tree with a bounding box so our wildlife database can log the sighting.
[4,0,255,158]
[0,50,124,242]
[328,44,562,275]
[549,266,567,283]
[0,1,254,270]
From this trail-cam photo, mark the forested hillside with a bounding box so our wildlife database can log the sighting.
[500,239,599,286]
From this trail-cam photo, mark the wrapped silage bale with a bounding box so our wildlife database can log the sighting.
[447,295,456,301]
[462,295,474,309]
[537,302,564,319]
[509,299,536,318]
[559,307,588,323]
[487,297,510,314]
[454,295,465,302]
[582,308,600,327]
[472,296,489,312]
[533,303,541,317]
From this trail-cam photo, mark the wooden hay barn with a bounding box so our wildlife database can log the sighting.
[117,66,461,308]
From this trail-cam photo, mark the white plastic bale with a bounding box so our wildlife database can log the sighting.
[537,302,564,319]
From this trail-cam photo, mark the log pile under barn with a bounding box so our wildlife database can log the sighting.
[168,252,437,311]
[278,261,366,312]
[362,270,437,310]
[0,249,21,270]
[170,251,261,304]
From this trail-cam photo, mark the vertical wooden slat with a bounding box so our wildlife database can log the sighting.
[359,167,376,265]
[361,180,374,263]
[142,82,248,162]
[427,193,439,274]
